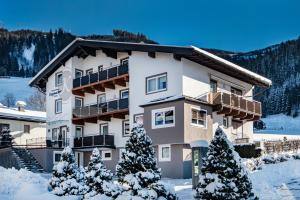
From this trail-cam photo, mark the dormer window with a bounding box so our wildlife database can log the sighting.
[55,72,63,87]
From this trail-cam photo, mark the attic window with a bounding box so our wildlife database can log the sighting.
[55,72,63,87]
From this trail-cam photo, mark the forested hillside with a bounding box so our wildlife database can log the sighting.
[0,28,156,77]
[225,38,300,117]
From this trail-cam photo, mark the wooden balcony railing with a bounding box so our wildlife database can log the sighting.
[209,92,262,121]
[72,63,129,96]
[72,98,129,125]
[73,134,114,148]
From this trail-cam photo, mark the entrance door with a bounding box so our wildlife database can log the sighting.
[60,126,68,147]
[232,120,243,139]
[75,152,83,167]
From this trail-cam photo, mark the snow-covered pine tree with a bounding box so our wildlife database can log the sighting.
[195,128,257,200]
[116,125,177,200]
[49,146,85,196]
[84,148,120,198]
[0,128,13,147]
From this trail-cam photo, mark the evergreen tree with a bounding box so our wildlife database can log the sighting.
[49,147,85,196]
[0,128,13,147]
[84,148,120,198]
[116,125,177,200]
[195,128,257,200]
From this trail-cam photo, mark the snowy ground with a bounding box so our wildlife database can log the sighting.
[0,77,34,101]
[1,160,300,200]
[255,114,300,135]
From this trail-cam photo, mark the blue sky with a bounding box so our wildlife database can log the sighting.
[0,0,300,52]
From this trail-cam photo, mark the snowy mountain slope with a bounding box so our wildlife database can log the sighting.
[255,114,300,135]
[0,77,35,102]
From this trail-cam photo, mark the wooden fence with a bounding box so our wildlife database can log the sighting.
[259,139,300,154]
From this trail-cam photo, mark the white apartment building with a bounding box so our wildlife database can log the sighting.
[29,39,271,178]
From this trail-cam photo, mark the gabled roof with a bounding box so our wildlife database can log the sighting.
[29,38,272,91]
[0,107,46,123]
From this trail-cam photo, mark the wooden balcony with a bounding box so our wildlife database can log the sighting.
[73,135,114,148]
[208,92,262,121]
[72,98,129,125]
[72,63,129,96]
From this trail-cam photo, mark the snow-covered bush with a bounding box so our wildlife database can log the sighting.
[293,153,300,160]
[49,146,86,196]
[244,158,263,171]
[195,128,257,200]
[115,125,177,200]
[84,148,120,199]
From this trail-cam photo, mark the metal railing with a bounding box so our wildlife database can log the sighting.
[73,63,129,88]
[209,92,262,115]
[26,137,47,147]
[73,98,129,118]
[74,134,114,148]
[46,138,70,148]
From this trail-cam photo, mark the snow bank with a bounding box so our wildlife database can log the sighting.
[0,167,79,200]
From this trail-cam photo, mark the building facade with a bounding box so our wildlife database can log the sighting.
[29,39,271,178]
[0,102,46,146]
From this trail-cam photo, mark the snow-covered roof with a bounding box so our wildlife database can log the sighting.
[254,133,300,142]
[29,39,272,91]
[0,107,46,123]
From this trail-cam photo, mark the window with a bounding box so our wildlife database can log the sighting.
[191,108,207,128]
[210,79,217,93]
[134,114,144,125]
[75,126,83,138]
[75,69,83,79]
[152,107,175,129]
[146,73,167,94]
[24,125,30,133]
[123,120,130,136]
[75,97,83,108]
[52,128,58,140]
[223,117,229,128]
[231,87,243,96]
[55,72,63,87]
[159,144,171,162]
[100,123,109,135]
[119,148,126,160]
[120,89,129,99]
[86,68,93,75]
[53,151,62,163]
[120,57,129,66]
[97,94,106,104]
[55,99,62,114]
[102,150,112,160]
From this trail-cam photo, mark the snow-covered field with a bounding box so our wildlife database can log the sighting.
[1,160,300,200]
[255,114,300,135]
[0,77,34,101]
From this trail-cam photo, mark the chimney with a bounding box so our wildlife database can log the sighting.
[16,101,26,112]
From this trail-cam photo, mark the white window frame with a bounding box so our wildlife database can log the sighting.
[75,126,83,138]
[102,150,112,161]
[100,123,109,135]
[53,151,62,164]
[119,148,126,160]
[159,144,171,162]
[120,89,129,99]
[55,72,63,87]
[146,73,167,94]
[55,99,62,114]
[152,107,175,129]
[122,120,130,137]
[134,114,144,125]
[223,116,229,128]
[75,97,83,108]
[190,107,207,128]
